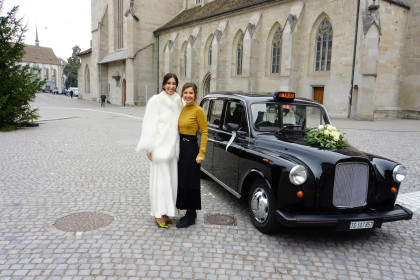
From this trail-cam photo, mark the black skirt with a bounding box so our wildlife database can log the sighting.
[176,134,201,210]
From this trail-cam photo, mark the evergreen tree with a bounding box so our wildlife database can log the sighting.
[0,1,44,131]
[64,46,81,88]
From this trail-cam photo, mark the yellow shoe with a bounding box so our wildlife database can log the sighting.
[155,218,169,229]
[163,215,172,224]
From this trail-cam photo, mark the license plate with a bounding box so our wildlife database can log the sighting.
[350,220,374,229]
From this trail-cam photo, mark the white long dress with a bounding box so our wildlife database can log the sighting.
[135,91,182,217]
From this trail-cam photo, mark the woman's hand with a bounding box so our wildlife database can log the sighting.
[147,152,152,161]
[196,156,204,164]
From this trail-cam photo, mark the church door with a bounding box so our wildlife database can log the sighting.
[313,87,324,104]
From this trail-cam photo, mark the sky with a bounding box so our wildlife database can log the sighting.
[2,0,91,61]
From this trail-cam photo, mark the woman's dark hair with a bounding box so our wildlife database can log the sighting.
[181,82,198,101]
[162,73,179,90]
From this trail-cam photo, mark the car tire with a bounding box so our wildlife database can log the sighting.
[248,178,279,234]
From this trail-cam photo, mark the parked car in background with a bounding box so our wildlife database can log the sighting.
[69,87,78,97]
[59,86,67,95]
[199,91,413,234]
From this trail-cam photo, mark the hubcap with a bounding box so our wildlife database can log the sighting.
[251,187,269,223]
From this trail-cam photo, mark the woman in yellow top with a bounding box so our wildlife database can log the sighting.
[176,82,208,228]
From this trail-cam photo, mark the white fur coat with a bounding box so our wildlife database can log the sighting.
[135,91,183,162]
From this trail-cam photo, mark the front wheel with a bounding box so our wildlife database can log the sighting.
[248,179,279,234]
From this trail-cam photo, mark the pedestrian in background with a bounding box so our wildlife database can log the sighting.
[135,73,183,229]
[70,89,73,99]
[176,82,208,228]
[100,93,106,107]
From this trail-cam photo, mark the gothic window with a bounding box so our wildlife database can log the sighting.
[236,33,244,75]
[208,43,212,66]
[314,18,333,71]
[203,72,211,96]
[45,68,49,80]
[117,0,124,49]
[271,27,282,74]
[195,0,202,3]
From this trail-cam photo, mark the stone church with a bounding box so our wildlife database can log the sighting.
[21,29,64,92]
[78,0,419,120]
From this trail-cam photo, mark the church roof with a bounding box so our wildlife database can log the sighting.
[154,0,410,34]
[21,45,61,65]
[154,0,281,34]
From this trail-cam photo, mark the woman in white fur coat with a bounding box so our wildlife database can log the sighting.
[135,73,183,228]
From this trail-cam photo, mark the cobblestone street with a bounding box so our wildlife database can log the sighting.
[1,93,419,280]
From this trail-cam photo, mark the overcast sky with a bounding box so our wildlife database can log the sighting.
[2,0,91,61]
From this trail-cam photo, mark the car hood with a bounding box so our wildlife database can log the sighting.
[254,133,374,177]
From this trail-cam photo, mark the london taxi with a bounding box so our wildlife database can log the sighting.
[199,92,413,234]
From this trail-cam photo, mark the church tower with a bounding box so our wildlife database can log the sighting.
[35,23,39,47]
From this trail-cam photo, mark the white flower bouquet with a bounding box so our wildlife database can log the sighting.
[305,124,347,150]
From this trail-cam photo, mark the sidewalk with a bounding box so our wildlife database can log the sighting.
[0,93,418,280]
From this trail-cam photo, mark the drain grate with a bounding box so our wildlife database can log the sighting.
[204,213,237,226]
[54,212,114,232]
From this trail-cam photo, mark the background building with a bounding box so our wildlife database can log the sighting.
[79,0,420,120]
[20,29,64,92]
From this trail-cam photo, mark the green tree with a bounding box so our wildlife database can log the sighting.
[64,46,81,88]
[0,1,44,131]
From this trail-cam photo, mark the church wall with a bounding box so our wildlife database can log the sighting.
[374,4,408,118]
[293,0,360,117]
[158,0,360,116]
[399,0,420,119]
[107,61,125,105]
[134,44,156,105]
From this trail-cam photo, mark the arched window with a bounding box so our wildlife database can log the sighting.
[236,33,244,75]
[45,68,49,79]
[314,18,333,71]
[203,72,211,96]
[117,0,123,49]
[208,43,212,66]
[271,27,282,74]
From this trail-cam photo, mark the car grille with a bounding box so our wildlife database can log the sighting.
[332,162,369,208]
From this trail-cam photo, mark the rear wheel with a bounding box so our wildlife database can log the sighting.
[248,179,279,234]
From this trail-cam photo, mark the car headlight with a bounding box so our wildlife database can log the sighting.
[392,165,407,183]
[289,165,307,185]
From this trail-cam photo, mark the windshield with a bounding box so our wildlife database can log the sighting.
[251,102,329,132]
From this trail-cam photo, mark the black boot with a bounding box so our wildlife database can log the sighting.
[176,210,196,228]
[179,209,197,222]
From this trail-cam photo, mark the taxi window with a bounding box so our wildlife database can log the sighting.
[201,99,210,117]
[223,101,248,132]
[209,99,224,127]
[251,102,327,131]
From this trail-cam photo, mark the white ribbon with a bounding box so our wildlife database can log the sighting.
[226,131,237,151]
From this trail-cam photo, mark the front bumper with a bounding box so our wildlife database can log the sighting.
[275,204,413,231]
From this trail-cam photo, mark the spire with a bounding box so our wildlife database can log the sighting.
[35,22,39,46]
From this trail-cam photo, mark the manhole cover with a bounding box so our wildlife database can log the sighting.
[204,213,237,226]
[54,212,114,232]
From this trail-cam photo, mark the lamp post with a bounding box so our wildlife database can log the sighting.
[348,0,361,118]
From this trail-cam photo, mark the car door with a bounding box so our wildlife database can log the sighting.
[200,98,224,174]
[212,100,249,193]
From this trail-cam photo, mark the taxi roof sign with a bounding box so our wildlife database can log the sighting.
[273,91,295,100]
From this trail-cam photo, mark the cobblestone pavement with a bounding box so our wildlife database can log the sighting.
[0,93,419,280]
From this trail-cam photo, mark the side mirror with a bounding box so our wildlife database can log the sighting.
[226,122,240,131]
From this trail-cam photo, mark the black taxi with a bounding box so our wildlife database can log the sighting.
[199,92,413,234]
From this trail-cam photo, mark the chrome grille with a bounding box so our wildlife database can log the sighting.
[333,162,369,208]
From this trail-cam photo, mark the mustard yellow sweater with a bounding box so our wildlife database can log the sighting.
[178,103,208,158]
